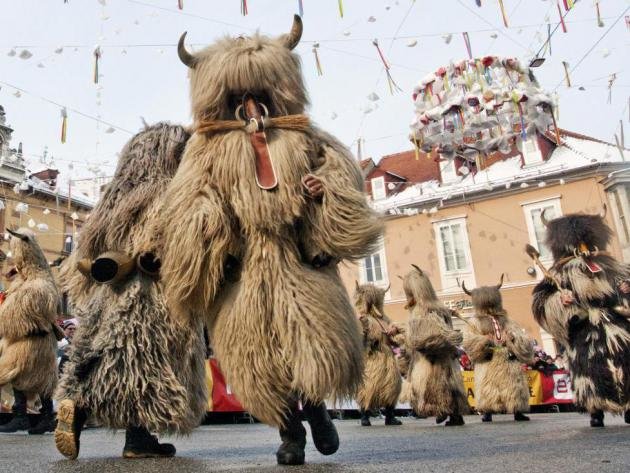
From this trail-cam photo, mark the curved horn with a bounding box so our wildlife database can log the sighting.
[355,280,360,291]
[6,228,28,242]
[540,208,550,227]
[384,283,391,292]
[496,273,505,290]
[461,280,472,296]
[411,264,423,275]
[282,14,303,50]
[178,32,197,68]
[599,203,607,219]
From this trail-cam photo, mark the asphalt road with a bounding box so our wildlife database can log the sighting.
[0,413,628,473]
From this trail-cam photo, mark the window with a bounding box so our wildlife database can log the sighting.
[522,197,562,262]
[360,239,389,292]
[371,176,386,200]
[434,217,475,293]
[521,137,542,166]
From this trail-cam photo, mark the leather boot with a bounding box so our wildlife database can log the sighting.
[624,410,630,424]
[435,414,448,424]
[29,397,56,435]
[514,412,530,422]
[54,399,89,460]
[481,413,493,422]
[384,406,402,426]
[0,389,29,433]
[276,406,306,465]
[445,414,465,426]
[122,426,176,459]
[360,409,371,426]
[590,410,605,428]
[302,400,339,456]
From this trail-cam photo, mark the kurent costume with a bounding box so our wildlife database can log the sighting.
[158,16,382,465]
[0,229,60,434]
[54,123,207,459]
[389,322,411,404]
[531,210,630,427]
[401,266,468,425]
[462,276,534,422]
[354,283,402,427]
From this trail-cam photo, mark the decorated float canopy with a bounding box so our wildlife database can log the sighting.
[410,56,559,159]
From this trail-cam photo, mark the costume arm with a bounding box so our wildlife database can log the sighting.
[408,316,461,358]
[504,320,534,364]
[360,315,385,342]
[0,279,58,341]
[300,128,383,262]
[462,321,494,363]
[160,149,235,320]
[532,277,579,347]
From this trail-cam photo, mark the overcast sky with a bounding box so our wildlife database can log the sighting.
[0,0,628,183]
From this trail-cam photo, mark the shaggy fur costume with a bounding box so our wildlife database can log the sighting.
[0,229,59,399]
[159,20,382,429]
[532,213,630,416]
[389,323,411,404]
[402,267,468,418]
[463,278,533,414]
[354,284,402,411]
[56,123,207,433]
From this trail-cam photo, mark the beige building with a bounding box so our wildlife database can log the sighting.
[340,129,630,357]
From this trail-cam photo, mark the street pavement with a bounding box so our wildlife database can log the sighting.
[0,413,628,473]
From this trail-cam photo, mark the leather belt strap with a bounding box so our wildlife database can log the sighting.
[243,94,278,191]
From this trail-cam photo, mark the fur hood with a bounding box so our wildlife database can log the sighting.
[544,212,612,261]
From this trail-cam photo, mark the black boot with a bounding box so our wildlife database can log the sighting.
[122,426,176,459]
[29,397,56,435]
[302,401,339,456]
[276,407,306,465]
[481,413,493,423]
[590,410,605,428]
[445,414,465,426]
[624,410,630,425]
[435,414,448,424]
[0,389,29,433]
[384,406,402,426]
[360,409,371,427]
[514,412,530,422]
[55,399,89,460]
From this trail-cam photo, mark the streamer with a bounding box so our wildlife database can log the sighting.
[462,32,472,60]
[60,107,68,144]
[498,0,508,28]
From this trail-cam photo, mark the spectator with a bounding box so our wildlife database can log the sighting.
[58,318,77,374]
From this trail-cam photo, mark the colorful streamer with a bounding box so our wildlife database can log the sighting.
[497,0,508,28]
[338,0,343,18]
[60,107,68,144]
[462,32,472,60]
[557,2,567,33]
[547,23,552,56]
[595,1,604,28]
[312,46,323,76]
[177,0,183,10]
[372,39,401,94]
[241,0,248,16]
[298,0,303,17]
[93,46,101,84]
[562,61,571,88]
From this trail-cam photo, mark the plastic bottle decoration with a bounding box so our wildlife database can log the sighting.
[312,43,323,76]
[409,56,555,156]
[60,107,68,144]
[93,46,102,84]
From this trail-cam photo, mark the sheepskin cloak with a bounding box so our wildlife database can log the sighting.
[406,306,468,418]
[532,255,630,415]
[56,123,207,434]
[463,313,533,414]
[0,230,59,399]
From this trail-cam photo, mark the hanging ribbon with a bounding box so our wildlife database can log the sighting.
[547,23,552,56]
[462,32,472,60]
[298,0,303,17]
[356,138,362,161]
[338,0,343,18]
[93,46,101,84]
[562,61,571,87]
[241,0,248,16]
[563,0,574,11]
[60,107,68,144]
[595,1,604,27]
[607,73,617,104]
[372,39,402,94]
[177,0,183,10]
[498,0,509,28]
[312,45,323,76]
[412,135,420,160]
[557,2,567,32]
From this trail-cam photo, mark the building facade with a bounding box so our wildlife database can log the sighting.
[340,129,630,357]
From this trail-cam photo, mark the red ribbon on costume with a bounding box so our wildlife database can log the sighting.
[491,316,503,342]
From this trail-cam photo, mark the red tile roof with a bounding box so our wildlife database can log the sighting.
[370,149,441,185]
